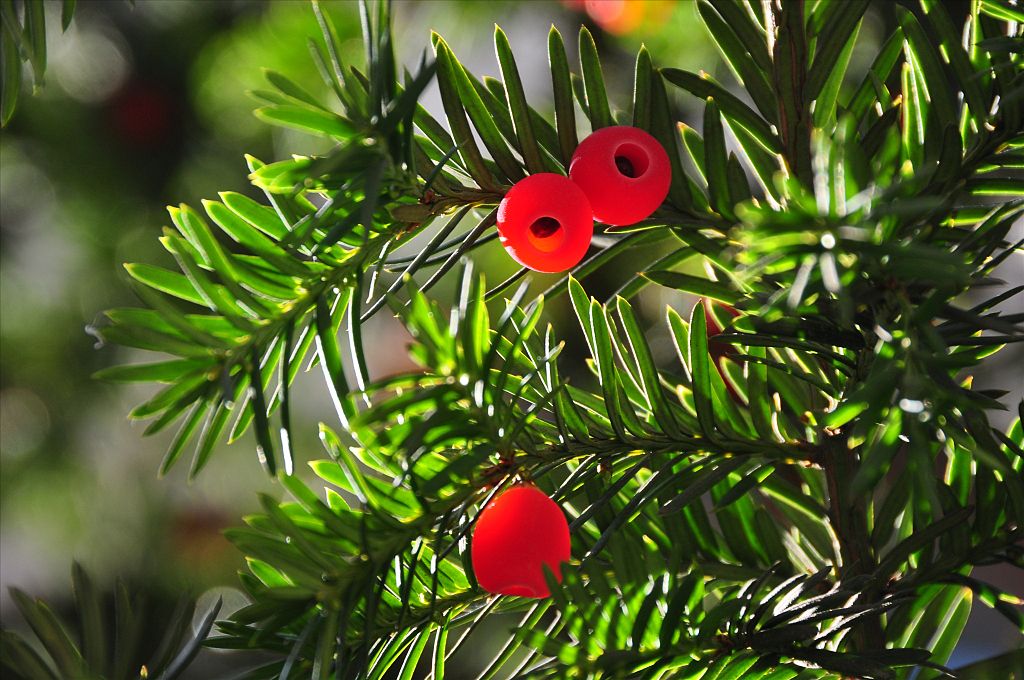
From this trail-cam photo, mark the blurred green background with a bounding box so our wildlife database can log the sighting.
[1,1,1019,676]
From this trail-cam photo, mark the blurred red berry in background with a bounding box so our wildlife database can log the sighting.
[110,81,172,147]
[562,0,676,36]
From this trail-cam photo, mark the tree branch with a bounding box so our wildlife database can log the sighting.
[821,432,885,650]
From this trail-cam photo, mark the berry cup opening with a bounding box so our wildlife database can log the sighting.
[614,143,650,179]
[528,216,566,252]
[502,583,542,598]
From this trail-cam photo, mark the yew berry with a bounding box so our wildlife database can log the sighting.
[471,484,571,598]
[497,174,594,273]
[704,299,740,363]
[703,299,742,402]
[569,126,671,226]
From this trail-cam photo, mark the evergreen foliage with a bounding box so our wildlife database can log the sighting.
[1,563,219,680]
[1,0,78,126]
[4,0,1024,678]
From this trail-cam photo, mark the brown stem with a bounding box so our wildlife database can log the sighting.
[771,0,814,187]
[769,1,880,648]
[821,432,886,650]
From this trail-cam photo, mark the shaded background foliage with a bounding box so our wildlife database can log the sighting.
[0,0,1021,677]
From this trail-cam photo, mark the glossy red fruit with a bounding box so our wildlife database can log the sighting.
[704,299,740,363]
[703,299,742,402]
[471,484,571,598]
[497,174,594,273]
[569,125,671,226]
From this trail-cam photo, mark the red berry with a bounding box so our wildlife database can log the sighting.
[569,126,671,226]
[703,299,742,402]
[471,484,571,598]
[497,174,594,273]
[704,299,740,363]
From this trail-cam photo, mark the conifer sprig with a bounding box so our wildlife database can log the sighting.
[76,0,1024,677]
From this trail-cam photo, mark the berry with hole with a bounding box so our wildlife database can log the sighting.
[497,174,594,273]
[471,484,571,598]
[569,126,671,226]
